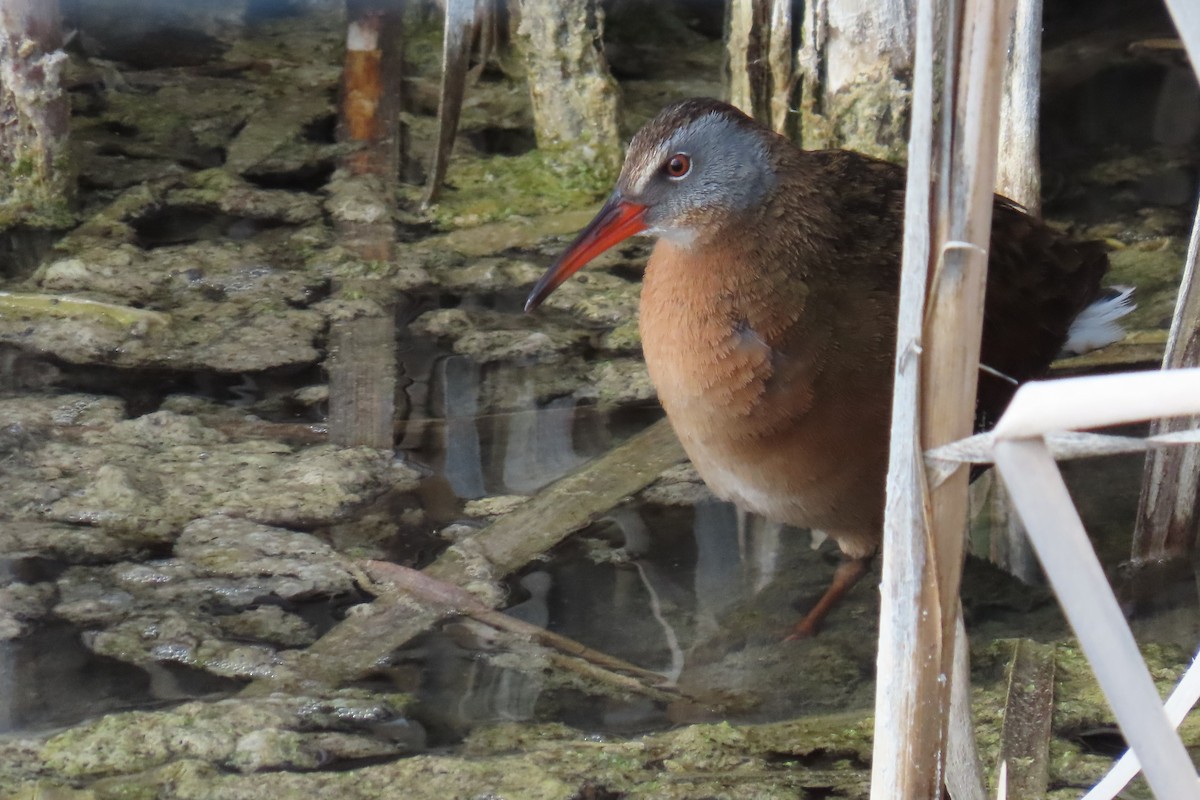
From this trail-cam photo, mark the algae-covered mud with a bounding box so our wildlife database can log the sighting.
[1,1,1198,798]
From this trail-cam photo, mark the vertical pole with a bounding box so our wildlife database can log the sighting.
[0,0,72,225]
[328,1,400,449]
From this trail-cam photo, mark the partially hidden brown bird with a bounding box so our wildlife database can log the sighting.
[525,98,1118,638]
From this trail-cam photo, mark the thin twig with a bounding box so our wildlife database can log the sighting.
[362,560,675,689]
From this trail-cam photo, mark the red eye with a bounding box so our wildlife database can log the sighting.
[665,153,691,178]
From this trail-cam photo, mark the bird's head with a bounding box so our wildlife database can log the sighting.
[525,98,777,311]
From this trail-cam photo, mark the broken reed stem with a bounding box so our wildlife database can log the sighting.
[872,0,1014,796]
[1163,0,1200,72]
[1131,188,1200,562]
[994,433,1200,799]
[995,0,1042,214]
[422,0,476,206]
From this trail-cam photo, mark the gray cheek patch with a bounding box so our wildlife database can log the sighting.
[672,113,776,211]
[620,111,777,228]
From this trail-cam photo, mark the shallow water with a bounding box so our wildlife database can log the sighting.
[8,337,1192,744]
[1,2,1199,798]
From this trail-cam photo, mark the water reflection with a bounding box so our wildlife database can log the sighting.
[438,356,486,499]
[426,355,613,501]
[0,621,236,735]
[501,393,589,494]
[402,369,1200,738]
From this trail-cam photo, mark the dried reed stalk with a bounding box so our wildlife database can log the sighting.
[995,0,1042,215]
[1082,645,1200,800]
[871,0,1015,796]
[423,0,477,206]
[1127,0,1200,569]
[1164,0,1200,68]
[1132,195,1200,562]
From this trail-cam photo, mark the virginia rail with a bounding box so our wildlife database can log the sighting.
[525,97,1111,637]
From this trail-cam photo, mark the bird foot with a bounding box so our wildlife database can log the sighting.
[783,616,821,641]
[783,555,873,641]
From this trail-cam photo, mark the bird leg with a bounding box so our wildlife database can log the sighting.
[786,555,873,639]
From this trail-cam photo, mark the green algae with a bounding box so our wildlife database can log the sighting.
[798,73,912,163]
[0,291,167,331]
[1105,239,1188,330]
[412,149,611,229]
[35,691,411,782]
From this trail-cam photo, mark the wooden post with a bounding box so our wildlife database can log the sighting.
[0,0,72,227]
[727,0,795,136]
[327,1,400,449]
[871,0,1014,796]
[795,0,916,159]
[726,0,771,125]
[515,0,621,182]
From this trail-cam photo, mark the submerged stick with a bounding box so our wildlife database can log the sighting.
[250,419,686,692]
[363,560,680,701]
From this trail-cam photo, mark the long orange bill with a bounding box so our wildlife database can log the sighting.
[524,195,648,312]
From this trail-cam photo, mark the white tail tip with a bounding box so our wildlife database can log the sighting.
[1060,286,1136,357]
